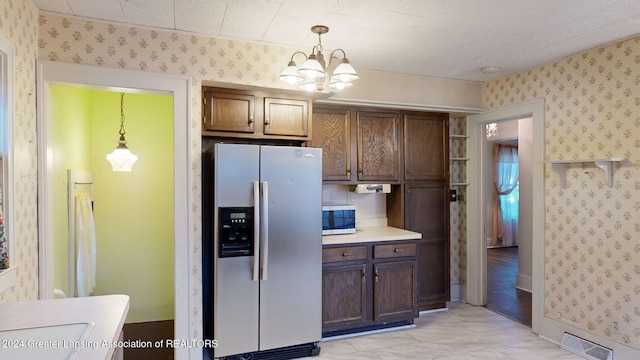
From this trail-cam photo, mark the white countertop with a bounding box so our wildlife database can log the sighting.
[0,294,129,360]
[322,226,421,245]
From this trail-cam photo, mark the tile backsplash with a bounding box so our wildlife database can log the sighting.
[322,185,388,228]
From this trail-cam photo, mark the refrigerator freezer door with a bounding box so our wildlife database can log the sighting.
[258,146,323,351]
[213,144,260,357]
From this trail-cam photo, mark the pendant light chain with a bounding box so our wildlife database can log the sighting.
[106,91,138,172]
[119,92,126,138]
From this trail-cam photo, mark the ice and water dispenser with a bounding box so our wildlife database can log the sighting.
[218,207,254,257]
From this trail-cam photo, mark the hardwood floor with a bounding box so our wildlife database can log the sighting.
[123,320,174,360]
[485,246,532,327]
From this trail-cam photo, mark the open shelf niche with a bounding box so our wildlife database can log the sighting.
[547,158,625,188]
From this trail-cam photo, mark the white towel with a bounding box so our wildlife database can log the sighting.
[75,193,96,297]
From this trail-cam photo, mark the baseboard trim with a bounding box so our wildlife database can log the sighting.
[450,283,461,301]
[516,273,532,293]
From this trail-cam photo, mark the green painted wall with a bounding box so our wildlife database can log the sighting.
[51,86,93,296]
[52,87,174,323]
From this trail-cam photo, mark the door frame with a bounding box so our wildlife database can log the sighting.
[466,99,545,334]
[36,61,196,359]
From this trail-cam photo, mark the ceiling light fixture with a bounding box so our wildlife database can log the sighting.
[481,66,500,74]
[106,92,138,172]
[279,25,358,93]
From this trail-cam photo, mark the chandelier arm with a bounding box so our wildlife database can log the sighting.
[328,48,348,63]
[289,50,309,63]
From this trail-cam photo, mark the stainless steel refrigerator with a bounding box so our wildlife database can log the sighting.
[202,143,322,359]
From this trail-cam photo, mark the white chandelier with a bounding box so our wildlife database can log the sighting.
[279,25,359,93]
[106,92,138,172]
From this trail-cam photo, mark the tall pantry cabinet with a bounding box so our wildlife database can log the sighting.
[389,112,450,311]
[314,106,450,311]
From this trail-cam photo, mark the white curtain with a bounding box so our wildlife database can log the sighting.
[75,193,96,297]
[490,144,519,247]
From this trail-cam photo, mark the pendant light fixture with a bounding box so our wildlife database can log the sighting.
[279,25,358,93]
[106,92,138,172]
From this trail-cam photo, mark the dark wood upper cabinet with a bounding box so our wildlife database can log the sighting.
[202,87,311,141]
[403,113,449,181]
[203,90,255,133]
[264,97,309,137]
[356,111,400,182]
[310,108,351,181]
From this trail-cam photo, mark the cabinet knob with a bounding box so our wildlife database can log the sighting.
[265,117,270,126]
[394,248,404,253]
[341,252,351,257]
[248,116,254,124]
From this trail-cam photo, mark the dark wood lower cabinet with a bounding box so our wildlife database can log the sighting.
[322,264,367,330]
[404,182,450,310]
[322,240,419,335]
[373,261,418,322]
[417,239,448,310]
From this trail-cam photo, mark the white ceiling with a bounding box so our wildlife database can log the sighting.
[33,0,640,82]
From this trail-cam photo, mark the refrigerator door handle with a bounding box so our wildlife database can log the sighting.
[261,181,269,281]
[252,181,260,282]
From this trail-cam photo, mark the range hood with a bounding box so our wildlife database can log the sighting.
[352,184,391,194]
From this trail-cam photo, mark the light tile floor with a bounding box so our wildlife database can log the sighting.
[309,302,583,360]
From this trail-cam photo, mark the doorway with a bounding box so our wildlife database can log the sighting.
[37,61,197,360]
[483,120,531,326]
[51,87,175,359]
[466,99,545,334]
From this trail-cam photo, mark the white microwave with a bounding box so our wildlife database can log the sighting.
[322,205,356,235]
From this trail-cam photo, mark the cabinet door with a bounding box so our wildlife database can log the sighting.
[404,113,449,181]
[203,91,255,133]
[405,183,450,310]
[356,112,400,181]
[264,97,309,137]
[373,261,418,322]
[322,264,367,331]
[311,108,351,181]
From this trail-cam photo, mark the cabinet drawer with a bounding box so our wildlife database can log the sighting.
[373,243,416,259]
[323,246,367,263]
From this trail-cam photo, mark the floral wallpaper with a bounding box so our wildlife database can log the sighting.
[5,3,637,352]
[484,36,640,349]
[0,0,39,302]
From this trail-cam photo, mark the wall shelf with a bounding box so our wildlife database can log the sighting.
[547,158,625,188]
[450,157,469,161]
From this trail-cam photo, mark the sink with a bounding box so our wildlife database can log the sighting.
[0,322,94,360]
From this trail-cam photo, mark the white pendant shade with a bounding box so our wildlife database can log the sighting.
[298,55,325,79]
[329,78,354,91]
[299,80,318,92]
[106,141,138,172]
[278,61,304,84]
[332,60,359,82]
